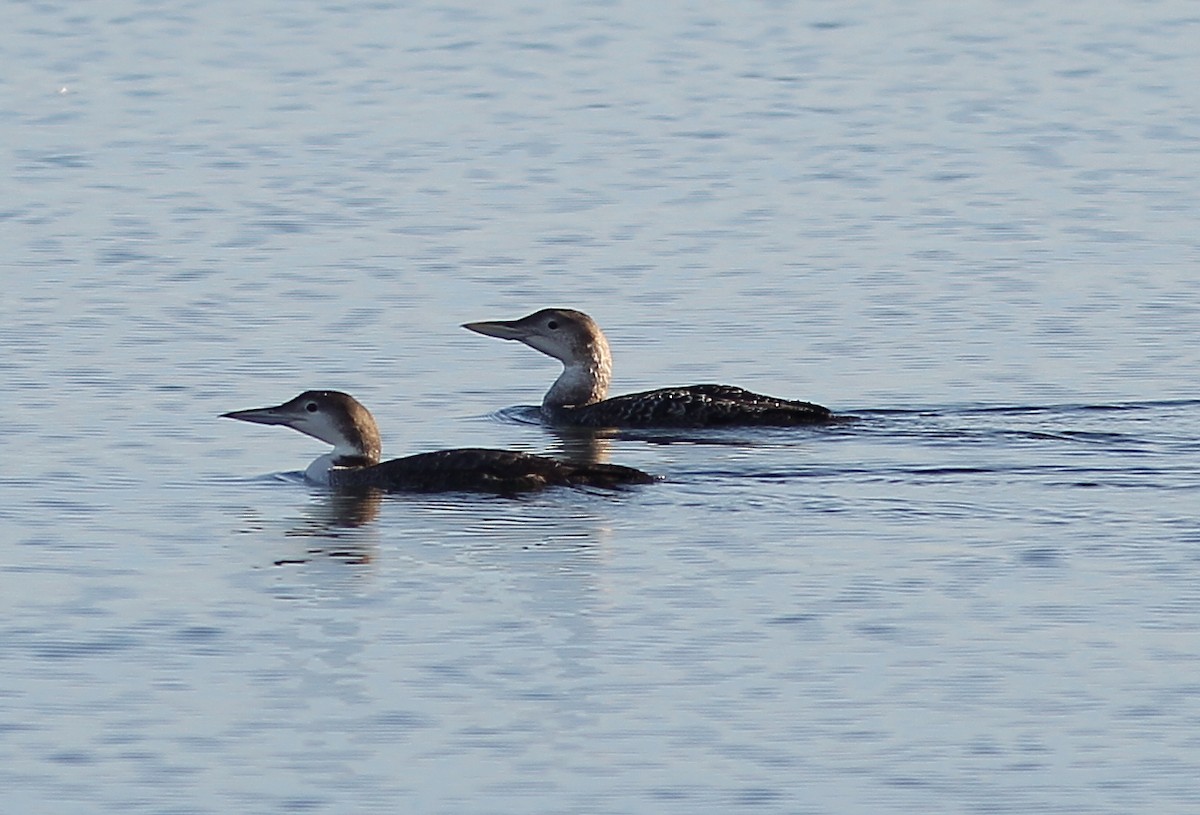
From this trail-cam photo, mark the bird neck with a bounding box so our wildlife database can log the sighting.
[304,440,380,485]
[545,347,611,409]
[305,453,337,484]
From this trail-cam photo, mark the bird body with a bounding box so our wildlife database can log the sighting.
[463,308,832,428]
[222,390,654,493]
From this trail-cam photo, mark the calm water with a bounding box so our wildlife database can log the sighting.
[4,0,1200,812]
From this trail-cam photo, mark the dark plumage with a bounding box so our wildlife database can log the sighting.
[546,384,832,428]
[463,309,833,428]
[221,390,654,494]
[332,447,654,492]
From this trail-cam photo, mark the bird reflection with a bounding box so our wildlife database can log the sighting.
[278,490,382,566]
[545,425,620,466]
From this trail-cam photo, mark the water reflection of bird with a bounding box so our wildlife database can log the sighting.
[276,491,382,567]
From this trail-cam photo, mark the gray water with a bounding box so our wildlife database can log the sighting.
[4,0,1200,812]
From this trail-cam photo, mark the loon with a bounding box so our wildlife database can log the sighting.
[462,308,834,428]
[221,390,655,493]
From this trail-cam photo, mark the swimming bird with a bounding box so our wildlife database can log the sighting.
[462,308,834,427]
[221,390,655,493]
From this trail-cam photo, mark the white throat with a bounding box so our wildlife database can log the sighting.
[545,360,610,409]
[303,439,363,485]
[305,452,336,485]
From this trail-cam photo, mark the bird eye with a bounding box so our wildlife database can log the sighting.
[305,402,318,413]
[547,320,558,329]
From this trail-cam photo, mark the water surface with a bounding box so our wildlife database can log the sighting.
[3,1,1200,813]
